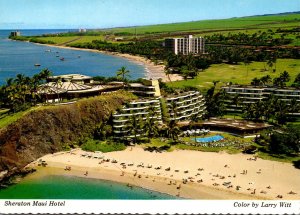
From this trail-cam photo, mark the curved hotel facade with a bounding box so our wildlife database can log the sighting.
[113,91,206,139]
[113,99,162,139]
[165,91,206,121]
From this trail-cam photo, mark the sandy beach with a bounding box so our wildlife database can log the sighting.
[36,43,183,83]
[28,147,300,200]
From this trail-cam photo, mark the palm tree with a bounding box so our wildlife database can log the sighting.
[232,94,240,117]
[274,100,289,125]
[251,77,261,86]
[53,77,62,102]
[127,115,143,145]
[164,66,172,83]
[166,120,180,141]
[117,66,130,82]
[169,101,178,121]
[189,112,202,142]
[180,66,190,81]
[260,75,272,86]
[143,105,160,141]
[15,74,26,85]
[280,71,290,83]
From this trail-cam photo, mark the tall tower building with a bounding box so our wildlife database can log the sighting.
[165,35,205,55]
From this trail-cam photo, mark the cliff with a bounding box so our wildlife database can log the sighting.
[0,91,135,181]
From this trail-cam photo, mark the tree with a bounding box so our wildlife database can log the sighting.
[292,73,300,87]
[273,71,290,88]
[166,120,180,141]
[169,101,179,121]
[260,75,272,86]
[52,77,62,102]
[143,106,160,141]
[205,87,227,118]
[280,71,290,83]
[180,66,190,81]
[274,100,289,125]
[116,66,130,82]
[269,126,300,155]
[189,112,202,142]
[251,77,261,86]
[232,94,241,117]
[127,115,143,145]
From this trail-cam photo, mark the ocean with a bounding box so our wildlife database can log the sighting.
[0,29,146,85]
[0,173,177,200]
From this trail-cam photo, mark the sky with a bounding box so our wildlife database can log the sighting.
[0,0,299,29]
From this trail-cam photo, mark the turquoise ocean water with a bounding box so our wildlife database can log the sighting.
[0,174,177,200]
[0,29,146,85]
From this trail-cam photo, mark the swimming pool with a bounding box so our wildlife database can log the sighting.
[195,135,224,143]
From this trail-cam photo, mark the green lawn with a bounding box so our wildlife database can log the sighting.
[0,109,30,129]
[36,36,80,44]
[0,105,55,129]
[169,59,300,91]
[141,132,253,154]
[69,35,105,44]
[33,35,113,45]
[81,138,126,152]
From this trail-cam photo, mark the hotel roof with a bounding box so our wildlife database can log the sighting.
[48,74,92,81]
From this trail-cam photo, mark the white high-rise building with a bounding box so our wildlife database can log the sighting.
[165,35,205,55]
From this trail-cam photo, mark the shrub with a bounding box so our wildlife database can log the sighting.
[293,159,300,169]
[81,138,126,152]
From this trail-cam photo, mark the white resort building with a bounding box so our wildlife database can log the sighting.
[128,79,161,97]
[112,90,207,139]
[165,91,206,121]
[164,35,205,55]
[222,85,300,116]
[112,98,162,139]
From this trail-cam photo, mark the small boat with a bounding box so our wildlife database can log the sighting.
[56,55,59,57]
[45,49,51,52]
[60,57,65,61]
[34,64,41,67]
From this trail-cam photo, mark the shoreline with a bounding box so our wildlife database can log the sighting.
[33,42,183,82]
[27,147,300,200]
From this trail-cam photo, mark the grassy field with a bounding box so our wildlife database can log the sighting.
[0,109,31,129]
[36,36,80,45]
[33,35,106,45]
[169,59,300,91]
[109,13,300,34]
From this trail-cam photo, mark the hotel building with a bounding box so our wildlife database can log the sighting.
[112,98,162,139]
[112,90,207,138]
[40,74,121,102]
[165,91,206,121]
[164,35,205,55]
[128,79,161,97]
[10,31,21,37]
[222,85,300,115]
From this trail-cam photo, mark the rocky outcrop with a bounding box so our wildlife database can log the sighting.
[0,91,134,181]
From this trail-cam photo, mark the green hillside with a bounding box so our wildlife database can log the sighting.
[108,13,300,35]
[12,13,300,46]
